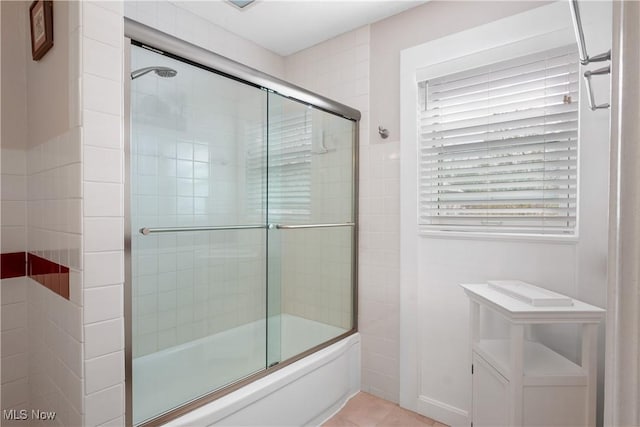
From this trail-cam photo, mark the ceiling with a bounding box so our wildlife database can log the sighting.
[173,1,428,56]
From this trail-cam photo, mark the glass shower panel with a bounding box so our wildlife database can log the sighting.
[267,93,355,362]
[130,45,267,425]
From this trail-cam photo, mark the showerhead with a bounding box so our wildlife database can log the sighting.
[131,66,178,80]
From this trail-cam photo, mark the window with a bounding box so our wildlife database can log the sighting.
[418,45,579,235]
[245,108,312,222]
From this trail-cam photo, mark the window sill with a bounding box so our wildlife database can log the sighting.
[419,229,579,244]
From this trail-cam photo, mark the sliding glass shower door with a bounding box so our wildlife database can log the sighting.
[129,43,356,426]
[267,94,355,364]
[130,45,269,424]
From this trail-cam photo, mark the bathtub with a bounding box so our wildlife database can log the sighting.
[134,314,360,426]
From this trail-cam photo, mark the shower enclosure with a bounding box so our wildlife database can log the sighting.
[125,22,358,426]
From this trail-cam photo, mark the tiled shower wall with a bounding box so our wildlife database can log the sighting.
[1,148,29,422]
[80,2,126,425]
[4,1,127,425]
[283,27,371,334]
[274,106,356,330]
[26,128,84,426]
[130,47,266,356]
[283,26,403,401]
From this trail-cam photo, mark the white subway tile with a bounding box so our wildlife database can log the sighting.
[1,226,26,254]
[64,368,84,415]
[84,285,123,324]
[1,377,28,408]
[83,37,123,82]
[84,252,123,287]
[68,234,83,270]
[64,333,84,379]
[84,319,123,359]
[85,351,123,394]
[66,199,83,234]
[83,74,122,116]
[1,328,27,357]
[84,182,123,217]
[83,109,121,149]
[84,146,122,183]
[84,384,124,427]
[89,1,124,16]
[82,2,123,48]
[70,270,82,306]
[84,218,124,252]
[65,302,84,341]
[1,302,27,331]
[1,278,27,305]
[155,2,176,35]
[1,353,28,383]
[1,175,26,201]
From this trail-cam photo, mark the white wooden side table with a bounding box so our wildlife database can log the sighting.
[461,282,605,427]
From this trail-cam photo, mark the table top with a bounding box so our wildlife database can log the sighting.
[461,283,605,323]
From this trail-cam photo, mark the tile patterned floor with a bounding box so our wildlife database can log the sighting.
[322,392,449,427]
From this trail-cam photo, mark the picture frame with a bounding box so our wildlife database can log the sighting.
[29,0,53,61]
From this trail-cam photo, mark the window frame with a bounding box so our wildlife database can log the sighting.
[417,45,580,237]
[409,27,583,242]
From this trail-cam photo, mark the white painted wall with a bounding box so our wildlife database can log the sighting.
[400,2,611,426]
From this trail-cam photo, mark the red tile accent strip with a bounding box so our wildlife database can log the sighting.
[0,252,27,279]
[27,253,70,300]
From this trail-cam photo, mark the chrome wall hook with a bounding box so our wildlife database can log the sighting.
[378,126,389,139]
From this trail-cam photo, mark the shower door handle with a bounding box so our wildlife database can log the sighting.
[273,222,355,230]
[139,225,266,235]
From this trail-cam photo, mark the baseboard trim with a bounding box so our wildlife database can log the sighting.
[416,395,469,427]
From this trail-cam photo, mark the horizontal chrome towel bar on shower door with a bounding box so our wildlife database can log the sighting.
[139,223,355,235]
[139,225,267,235]
[274,222,355,230]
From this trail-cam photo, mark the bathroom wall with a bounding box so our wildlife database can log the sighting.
[2,1,127,425]
[1,1,79,424]
[2,2,606,425]
[0,6,29,404]
[79,2,126,425]
[283,25,369,334]
[283,1,548,405]
[283,23,400,400]
[399,2,611,425]
[24,1,85,425]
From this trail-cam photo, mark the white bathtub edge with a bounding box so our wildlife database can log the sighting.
[163,333,361,427]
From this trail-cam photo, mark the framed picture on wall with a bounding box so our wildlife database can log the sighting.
[29,0,53,61]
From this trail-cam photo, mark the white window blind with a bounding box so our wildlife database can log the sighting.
[418,45,579,235]
[246,109,312,222]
